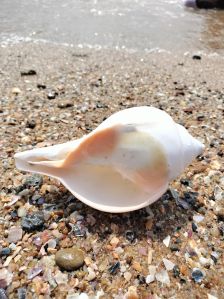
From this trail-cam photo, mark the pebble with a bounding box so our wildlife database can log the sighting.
[214,201,224,221]
[173,265,180,278]
[18,189,30,197]
[11,87,21,95]
[7,227,23,243]
[163,235,171,247]
[108,261,120,274]
[0,289,7,299]
[213,185,223,200]
[146,274,155,284]
[40,184,58,194]
[47,91,58,99]
[199,257,211,266]
[146,265,156,283]
[125,230,136,242]
[155,269,170,285]
[70,223,86,237]
[0,248,11,257]
[124,271,132,282]
[110,236,119,247]
[192,222,198,232]
[27,267,43,280]
[55,247,84,271]
[57,101,73,109]
[20,69,36,76]
[191,268,204,283]
[210,226,220,237]
[207,294,218,299]
[54,270,68,285]
[37,83,46,89]
[192,55,201,60]
[163,258,175,271]
[147,249,153,264]
[17,287,27,299]
[47,239,57,249]
[21,136,31,144]
[193,215,204,223]
[0,269,13,288]
[211,251,219,264]
[86,267,96,281]
[24,174,43,188]
[17,207,27,218]
[21,212,45,232]
[26,119,36,129]
[124,286,139,299]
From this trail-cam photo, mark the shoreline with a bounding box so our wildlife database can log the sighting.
[0,42,223,299]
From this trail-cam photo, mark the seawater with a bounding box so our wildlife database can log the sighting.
[1,0,224,53]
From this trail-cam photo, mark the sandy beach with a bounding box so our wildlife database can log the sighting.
[0,42,223,298]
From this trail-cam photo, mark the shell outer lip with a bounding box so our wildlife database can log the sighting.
[59,177,169,213]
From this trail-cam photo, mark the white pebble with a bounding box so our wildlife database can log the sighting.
[148,265,157,275]
[124,271,132,281]
[54,270,68,285]
[163,258,175,271]
[86,267,96,281]
[146,274,155,284]
[163,235,171,247]
[155,270,170,285]
[199,257,211,266]
[17,207,27,218]
[193,214,204,223]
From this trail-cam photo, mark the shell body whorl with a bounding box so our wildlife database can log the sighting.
[14,106,204,212]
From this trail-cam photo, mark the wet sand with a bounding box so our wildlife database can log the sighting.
[0,43,223,298]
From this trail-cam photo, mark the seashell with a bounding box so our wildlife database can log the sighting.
[14,106,204,213]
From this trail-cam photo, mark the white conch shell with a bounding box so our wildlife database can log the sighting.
[14,106,204,213]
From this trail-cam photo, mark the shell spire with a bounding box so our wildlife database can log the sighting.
[14,106,204,213]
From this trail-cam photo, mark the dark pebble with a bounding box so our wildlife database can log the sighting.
[197,115,205,121]
[0,289,7,299]
[180,278,186,284]
[170,246,180,252]
[217,150,223,157]
[108,261,120,274]
[57,101,73,109]
[0,248,11,257]
[37,83,46,89]
[183,192,200,210]
[17,288,26,299]
[169,188,179,201]
[10,210,18,219]
[180,179,190,186]
[192,222,198,232]
[20,69,37,76]
[192,55,201,60]
[30,195,45,206]
[137,275,146,284]
[37,197,45,205]
[21,212,44,232]
[211,253,218,264]
[191,268,204,283]
[173,265,180,278]
[26,119,36,129]
[176,197,191,210]
[219,222,224,236]
[24,174,43,188]
[95,102,108,109]
[47,91,58,99]
[125,230,136,242]
[70,223,86,237]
